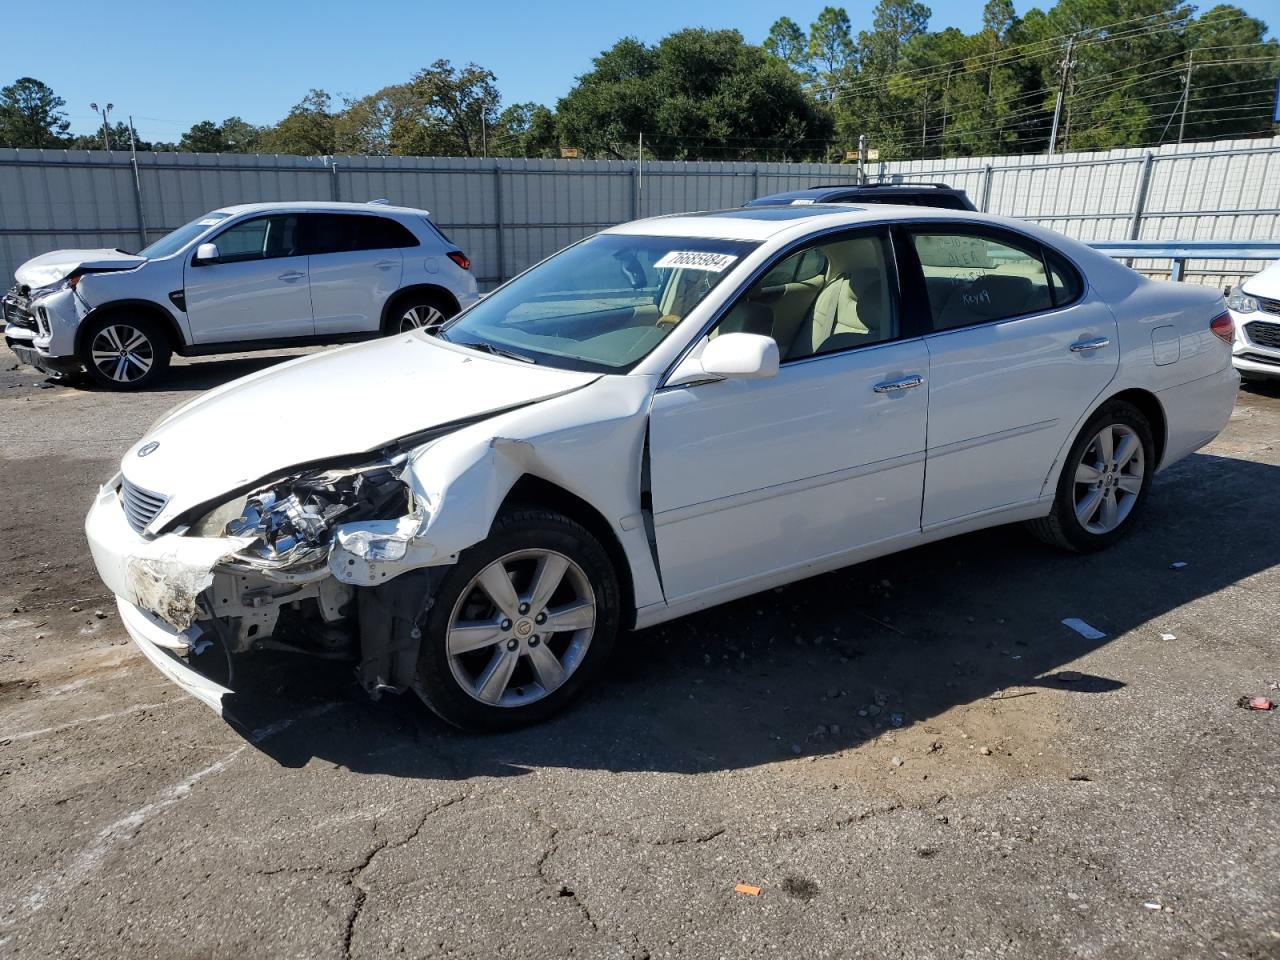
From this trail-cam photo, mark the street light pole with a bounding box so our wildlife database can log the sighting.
[89,102,114,150]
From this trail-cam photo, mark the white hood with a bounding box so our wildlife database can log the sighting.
[1241,260,1280,300]
[120,335,599,520]
[15,248,145,288]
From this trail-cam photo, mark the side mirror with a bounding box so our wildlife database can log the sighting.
[194,242,219,264]
[666,333,779,387]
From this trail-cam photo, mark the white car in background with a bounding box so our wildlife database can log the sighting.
[86,204,1238,731]
[3,201,478,390]
[1226,260,1280,381]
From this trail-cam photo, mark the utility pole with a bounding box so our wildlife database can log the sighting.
[90,101,114,150]
[1178,53,1193,143]
[1047,36,1075,154]
[857,133,866,185]
[637,132,644,216]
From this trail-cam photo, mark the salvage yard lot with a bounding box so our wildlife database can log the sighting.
[0,349,1277,959]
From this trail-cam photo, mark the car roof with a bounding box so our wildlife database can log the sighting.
[212,200,431,218]
[605,204,989,242]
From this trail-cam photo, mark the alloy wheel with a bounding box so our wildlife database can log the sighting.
[1072,423,1145,534]
[89,323,154,384]
[446,549,596,708]
[400,304,445,334]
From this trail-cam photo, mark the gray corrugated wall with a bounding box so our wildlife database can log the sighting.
[0,137,1276,293]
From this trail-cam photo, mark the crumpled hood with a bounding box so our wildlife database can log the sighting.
[121,335,598,523]
[15,248,145,288]
[1241,260,1280,300]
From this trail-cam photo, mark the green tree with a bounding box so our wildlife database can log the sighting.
[218,116,263,152]
[260,89,336,155]
[0,77,70,147]
[492,102,558,157]
[393,60,500,157]
[179,120,227,152]
[556,29,830,160]
[1180,5,1280,142]
[69,121,155,151]
[809,7,856,77]
[335,84,421,154]
[765,16,810,70]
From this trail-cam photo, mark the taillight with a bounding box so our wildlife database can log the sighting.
[446,250,470,271]
[1210,311,1234,344]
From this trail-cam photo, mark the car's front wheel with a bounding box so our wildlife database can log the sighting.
[1027,399,1155,552]
[412,508,620,731]
[79,313,171,390]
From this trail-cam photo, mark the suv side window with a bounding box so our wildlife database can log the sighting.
[210,214,301,263]
[304,214,419,255]
[910,228,1054,331]
[711,228,897,362]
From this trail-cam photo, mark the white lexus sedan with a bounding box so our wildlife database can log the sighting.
[86,204,1239,730]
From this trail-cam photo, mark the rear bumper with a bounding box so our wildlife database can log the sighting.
[1156,363,1240,469]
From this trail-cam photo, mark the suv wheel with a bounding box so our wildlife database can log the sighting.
[412,508,620,731]
[80,314,172,390]
[1026,400,1155,552]
[388,292,456,336]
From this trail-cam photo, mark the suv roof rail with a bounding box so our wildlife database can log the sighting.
[367,198,391,205]
[807,183,956,191]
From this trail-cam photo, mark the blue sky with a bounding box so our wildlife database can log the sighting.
[20,0,1034,143]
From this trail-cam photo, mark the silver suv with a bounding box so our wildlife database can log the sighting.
[3,201,479,390]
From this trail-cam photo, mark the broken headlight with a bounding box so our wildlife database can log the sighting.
[203,463,410,566]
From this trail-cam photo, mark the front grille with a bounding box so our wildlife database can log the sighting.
[1239,352,1280,367]
[1244,320,1280,349]
[1259,296,1280,317]
[120,477,169,534]
[2,290,34,330]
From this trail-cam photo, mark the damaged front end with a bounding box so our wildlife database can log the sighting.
[133,457,449,704]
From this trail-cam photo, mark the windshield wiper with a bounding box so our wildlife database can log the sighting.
[458,340,535,364]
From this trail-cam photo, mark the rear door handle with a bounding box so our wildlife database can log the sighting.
[873,374,925,394]
[375,259,398,269]
[1070,336,1111,353]
[278,270,307,282]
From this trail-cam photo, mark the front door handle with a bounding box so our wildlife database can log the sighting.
[873,374,926,394]
[278,270,307,283]
[375,259,398,269]
[1070,336,1111,353]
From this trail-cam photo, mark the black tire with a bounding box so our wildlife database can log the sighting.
[412,508,620,731]
[384,290,456,336]
[1026,399,1156,553]
[79,313,171,390]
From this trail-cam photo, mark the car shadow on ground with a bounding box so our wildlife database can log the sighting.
[220,450,1279,779]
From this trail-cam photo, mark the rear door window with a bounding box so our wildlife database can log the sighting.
[909,228,1054,331]
[303,214,419,255]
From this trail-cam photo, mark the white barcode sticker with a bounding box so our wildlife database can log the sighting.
[654,250,738,272]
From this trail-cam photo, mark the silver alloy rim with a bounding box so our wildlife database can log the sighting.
[1073,423,1145,534]
[90,323,154,383]
[400,304,445,333]
[446,549,596,708]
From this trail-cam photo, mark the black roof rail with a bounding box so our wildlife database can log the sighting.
[804,183,957,191]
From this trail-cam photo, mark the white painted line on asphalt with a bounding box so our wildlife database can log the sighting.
[0,701,174,743]
[2,701,345,925]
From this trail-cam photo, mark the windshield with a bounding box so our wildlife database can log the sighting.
[441,234,758,372]
[138,212,231,260]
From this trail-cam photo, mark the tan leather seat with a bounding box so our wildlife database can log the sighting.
[786,237,891,360]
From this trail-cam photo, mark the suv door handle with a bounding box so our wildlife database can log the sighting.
[278,270,306,282]
[375,259,398,269]
[1070,336,1111,353]
[873,374,926,393]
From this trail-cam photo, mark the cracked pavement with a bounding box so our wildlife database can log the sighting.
[1,350,1278,958]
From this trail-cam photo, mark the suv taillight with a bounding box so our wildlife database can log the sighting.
[447,250,470,271]
[1210,311,1234,344]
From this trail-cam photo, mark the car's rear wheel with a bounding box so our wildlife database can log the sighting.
[412,508,620,731]
[1027,399,1155,552]
[79,314,171,390]
[387,291,456,336]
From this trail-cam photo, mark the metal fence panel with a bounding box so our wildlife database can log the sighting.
[0,137,1276,295]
